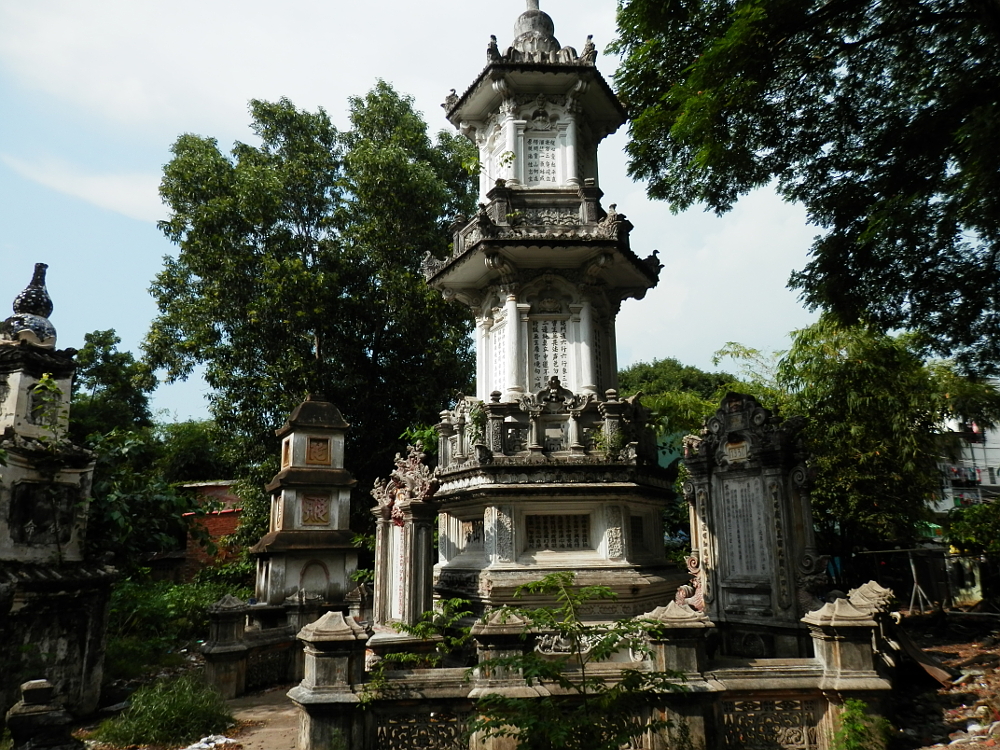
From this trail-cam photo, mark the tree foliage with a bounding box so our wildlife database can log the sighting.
[715,317,1000,554]
[70,329,156,443]
[146,85,477,537]
[612,0,1000,370]
[85,429,210,570]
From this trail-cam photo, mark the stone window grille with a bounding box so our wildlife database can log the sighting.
[525,514,591,550]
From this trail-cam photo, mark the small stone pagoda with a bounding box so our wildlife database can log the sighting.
[251,395,358,606]
[422,0,681,617]
[0,263,115,718]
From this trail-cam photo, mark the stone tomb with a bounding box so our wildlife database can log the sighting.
[682,392,828,657]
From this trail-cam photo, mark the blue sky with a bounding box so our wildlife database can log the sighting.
[0,0,816,421]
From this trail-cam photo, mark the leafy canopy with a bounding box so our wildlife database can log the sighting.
[716,317,1000,553]
[146,84,477,537]
[69,329,156,443]
[612,0,1000,371]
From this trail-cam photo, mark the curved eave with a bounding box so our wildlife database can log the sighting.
[428,235,659,293]
[446,62,626,139]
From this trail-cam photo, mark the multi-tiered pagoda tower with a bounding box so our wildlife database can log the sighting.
[423,1,684,618]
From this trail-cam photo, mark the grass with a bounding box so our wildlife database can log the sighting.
[94,673,233,747]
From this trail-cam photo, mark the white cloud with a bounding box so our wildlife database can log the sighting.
[0,153,161,222]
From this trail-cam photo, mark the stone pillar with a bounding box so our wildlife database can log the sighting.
[476,318,491,400]
[802,582,894,692]
[641,601,713,676]
[370,446,439,651]
[639,602,715,750]
[564,117,579,186]
[202,594,249,699]
[5,680,83,750]
[578,299,596,394]
[469,610,545,699]
[504,293,521,400]
[289,612,367,750]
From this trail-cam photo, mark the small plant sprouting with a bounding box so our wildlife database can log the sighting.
[469,571,686,750]
[832,699,891,750]
[360,597,474,705]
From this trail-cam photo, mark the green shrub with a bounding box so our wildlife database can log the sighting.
[833,699,891,750]
[104,572,252,681]
[95,673,232,746]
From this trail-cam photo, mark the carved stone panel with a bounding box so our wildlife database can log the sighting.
[491,320,507,394]
[10,482,77,545]
[300,494,330,526]
[720,698,820,749]
[530,319,569,391]
[375,711,467,750]
[485,505,514,562]
[305,437,330,465]
[525,136,557,184]
[525,514,590,551]
[719,477,771,580]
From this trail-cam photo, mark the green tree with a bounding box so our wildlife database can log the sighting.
[146,85,477,539]
[468,572,684,750]
[154,420,236,483]
[70,329,156,443]
[612,0,1000,371]
[714,317,1000,557]
[85,429,209,571]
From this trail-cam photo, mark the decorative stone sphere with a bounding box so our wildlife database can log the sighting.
[512,8,560,55]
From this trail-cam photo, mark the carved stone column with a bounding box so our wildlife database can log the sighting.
[370,446,439,650]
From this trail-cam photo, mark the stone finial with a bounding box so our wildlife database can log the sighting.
[208,594,248,612]
[801,597,878,628]
[5,679,83,750]
[472,608,531,637]
[297,611,368,642]
[641,601,713,629]
[371,444,438,520]
[1,263,57,348]
[848,580,894,615]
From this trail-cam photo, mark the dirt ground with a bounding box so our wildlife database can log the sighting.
[889,608,1000,748]
[226,686,298,750]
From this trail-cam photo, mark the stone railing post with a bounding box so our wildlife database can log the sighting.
[640,601,713,676]
[469,610,543,699]
[289,611,368,750]
[5,680,82,750]
[638,602,715,750]
[802,583,893,691]
[202,594,249,699]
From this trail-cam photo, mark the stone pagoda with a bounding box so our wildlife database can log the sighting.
[251,395,358,607]
[423,0,683,618]
[0,263,115,719]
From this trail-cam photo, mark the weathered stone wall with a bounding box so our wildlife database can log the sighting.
[0,563,116,721]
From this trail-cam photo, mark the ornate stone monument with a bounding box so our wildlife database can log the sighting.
[0,263,115,718]
[424,0,681,617]
[369,444,438,649]
[251,395,358,606]
[682,392,828,657]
